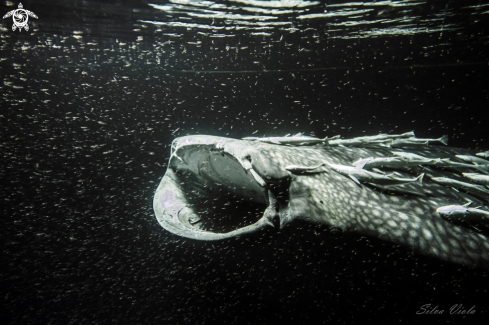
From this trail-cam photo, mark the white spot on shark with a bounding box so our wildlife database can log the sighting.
[422,229,433,240]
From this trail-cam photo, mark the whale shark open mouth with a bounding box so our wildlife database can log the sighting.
[153,135,289,240]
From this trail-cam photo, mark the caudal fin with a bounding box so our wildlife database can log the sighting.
[439,135,448,146]
[415,173,425,186]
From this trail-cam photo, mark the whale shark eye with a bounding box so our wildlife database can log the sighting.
[329,227,343,237]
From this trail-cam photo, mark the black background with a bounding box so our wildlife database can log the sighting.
[1,1,488,324]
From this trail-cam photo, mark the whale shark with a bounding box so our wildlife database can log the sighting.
[153,133,489,267]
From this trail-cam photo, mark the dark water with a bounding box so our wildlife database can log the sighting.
[1,0,489,324]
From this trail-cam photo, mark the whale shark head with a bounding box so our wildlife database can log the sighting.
[154,135,300,240]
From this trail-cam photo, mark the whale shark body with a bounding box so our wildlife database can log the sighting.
[153,133,489,267]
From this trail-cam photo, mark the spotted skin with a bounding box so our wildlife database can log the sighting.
[154,135,489,267]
